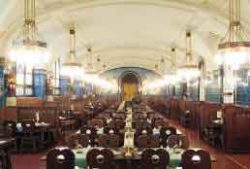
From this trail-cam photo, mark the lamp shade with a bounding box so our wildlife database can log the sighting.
[9,40,51,68]
[216,42,250,69]
[60,62,83,80]
[177,64,200,81]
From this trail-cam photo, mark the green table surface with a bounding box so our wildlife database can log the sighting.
[73,148,182,169]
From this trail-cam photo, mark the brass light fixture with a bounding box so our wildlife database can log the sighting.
[9,0,50,67]
[216,0,250,69]
[61,27,83,80]
[164,47,179,85]
[177,30,200,81]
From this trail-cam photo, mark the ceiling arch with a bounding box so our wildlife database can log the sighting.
[0,0,249,73]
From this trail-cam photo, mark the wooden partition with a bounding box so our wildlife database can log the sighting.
[169,99,180,119]
[17,106,59,126]
[185,101,201,129]
[223,104,250,153]
[198,102,221,135]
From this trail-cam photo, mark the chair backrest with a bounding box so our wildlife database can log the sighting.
[136,127,153,137]
[21,121,35,134]
[141,149,170,169]
[167,135,189,149]
[79,134,91,147]
[182,150,211,169]
[81,126,97,136]
[134,120,151,129]
[68,134,90,148]
[47,148,75,169]
[98,134,120,148]
[3,121,16,136]
[154,119,168,128]
[136,135,160,148]
[88,118,105,128]
[103,126,119,135]
[86,148,114,169]
[160,127,177,138]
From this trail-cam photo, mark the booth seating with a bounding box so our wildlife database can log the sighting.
[185,101,201,129]
[199,103,221,136]
[223,104,250,153]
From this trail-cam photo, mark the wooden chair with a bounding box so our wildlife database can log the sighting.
[166,135,189,149]
[19,121,42,152]
[160,127,177,147]
[80,126,97,146]
[86,148,114,169]
[182,150,211,169]
[141,149,170,169]
[136,135,160,148]
[98,134,120,148]
[79,134,91,147]
[0,150,8,169]
[153,119,169,129]
[47,148,75,169]
[103,126,119,135]
[88,118,105,128]
[135,127,153,137]
[3,121,16,137]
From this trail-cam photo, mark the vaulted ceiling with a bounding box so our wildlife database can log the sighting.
[1,0,250,74]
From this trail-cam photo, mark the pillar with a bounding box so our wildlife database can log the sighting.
[199,59,206,101]
[222,64,234,103]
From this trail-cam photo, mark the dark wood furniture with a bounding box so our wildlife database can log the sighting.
[0,138,15,169]
[182,149,211,169]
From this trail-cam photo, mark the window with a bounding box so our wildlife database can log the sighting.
[16,63,33,96]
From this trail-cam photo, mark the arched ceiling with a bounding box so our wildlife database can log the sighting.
[1,0,250,74]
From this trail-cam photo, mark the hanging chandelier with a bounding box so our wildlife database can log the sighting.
[177,30,200,81]
[164,47,180,85]
[9,0,50,67]
[216,0,250,69]
[61,27,83,80]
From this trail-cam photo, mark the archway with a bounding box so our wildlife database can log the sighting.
[119,72,141,101]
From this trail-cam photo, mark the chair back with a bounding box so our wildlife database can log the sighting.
[98,134,120,148]
[3,121,16,136]
[136,135,160,148]
[81,126,97,136]
[47,148,75,169]
[103,127,119,135]
[141,149,170,169]
[88,118,105,128]
[68,134,90,148]
[136,127,153,137]
[182,150,211,169]
[21,121,35,134]
[167,135,189,149]
[86,148,114,169]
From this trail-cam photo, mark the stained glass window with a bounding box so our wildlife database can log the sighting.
[16,63,33,96]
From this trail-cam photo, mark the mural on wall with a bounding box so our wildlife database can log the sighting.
[100,67,163,96]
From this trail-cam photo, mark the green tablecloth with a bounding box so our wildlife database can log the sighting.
[73,148,182,169]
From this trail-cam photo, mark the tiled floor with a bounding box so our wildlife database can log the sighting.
[11,120,250,169]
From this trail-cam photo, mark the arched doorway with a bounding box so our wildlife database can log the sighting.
[119,72,141,101]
